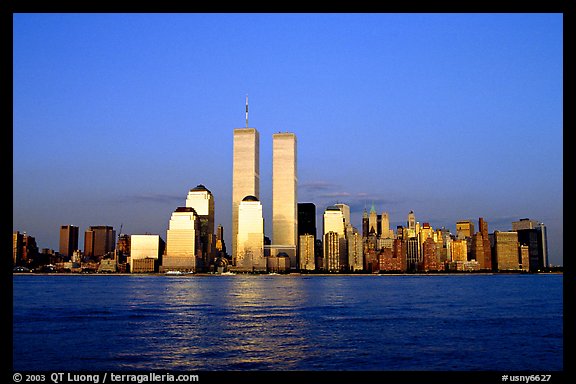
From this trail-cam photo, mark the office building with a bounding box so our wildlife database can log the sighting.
[512,218,549,271]
[456,220,475,240]
[163,207,199,272]
[130,234,165,273]
[236,195,266,272]
[299,234,315,271]
[59,225,79,260]
[186,184,216,270]
[494,230,521,271]
[298,203,317,238]
[84,226,116,260]
[346,224,363,271]
[232,127,260,266]
[335,203,350,227]
[272,132,298,267]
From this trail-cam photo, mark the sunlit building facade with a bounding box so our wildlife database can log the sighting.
[130,234,165,273]
[494,230,521,271]
[272,132,298,268]
[163,207,199,272]
[232,128,260,266]
[236,195,266,272]
[186,184,216,270]
[299,234,315,271]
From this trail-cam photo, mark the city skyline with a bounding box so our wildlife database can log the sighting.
[12,13,563,266]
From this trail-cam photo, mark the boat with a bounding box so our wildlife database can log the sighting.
[220,271,236,275]
[165,270,184,275]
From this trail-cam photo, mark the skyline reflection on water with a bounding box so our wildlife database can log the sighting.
[13,274,563,371]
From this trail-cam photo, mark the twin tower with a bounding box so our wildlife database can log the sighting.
[232,127,297,272]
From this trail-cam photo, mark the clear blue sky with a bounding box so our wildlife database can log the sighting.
[12,13,563,266]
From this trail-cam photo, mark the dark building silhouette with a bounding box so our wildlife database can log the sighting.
[298,203,317,239]
[513,222,548,271]
[59,225,79,260]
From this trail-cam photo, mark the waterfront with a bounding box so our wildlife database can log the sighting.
[13,274,563,371]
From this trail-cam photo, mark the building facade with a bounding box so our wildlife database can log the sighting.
[84,226,116,260]
[272,132,298,268]
[163,207,199,272]
[59,225,79,259]
[186,184,216,271]
[130,234,165,273]
[232,128,260,266]
[236,195,266,272]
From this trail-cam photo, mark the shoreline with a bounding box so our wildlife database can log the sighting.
[11,271,563,276]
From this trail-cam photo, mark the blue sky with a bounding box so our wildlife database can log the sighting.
[12,13,563,266]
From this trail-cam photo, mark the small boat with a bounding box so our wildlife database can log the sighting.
[165,270,184,275]
[220,271,236,275]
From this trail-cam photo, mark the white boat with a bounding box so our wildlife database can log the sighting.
[220,271,236,275]
[165,270,184,275]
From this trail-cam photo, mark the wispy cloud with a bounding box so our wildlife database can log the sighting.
[113,193,183,205]
[299,181,339,192]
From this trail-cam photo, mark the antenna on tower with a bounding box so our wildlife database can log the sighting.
[245,94,249,128]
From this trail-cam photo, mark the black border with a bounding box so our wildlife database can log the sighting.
[5,1,572,383]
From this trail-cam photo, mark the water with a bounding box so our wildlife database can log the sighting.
[12,274,563,371]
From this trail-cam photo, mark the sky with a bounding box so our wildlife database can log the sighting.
[12,13,564,266]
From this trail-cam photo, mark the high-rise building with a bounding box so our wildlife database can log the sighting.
[59,225,79,259]
[232,128,260,266]
[215,224,226,255]
[186,184,216,271]
[84,226,116,260]
[493,230,521,271]
[130,234,165,273]
[335,203,350,227]
[324,231,345,271]
[368,205,378,235]
[381,212,393,239]
[323,206,346,272]
[236,195,266,272]
[299,234,315,271]
[346,224,363,271]
[477,217,492,270]
[298,203,317,239]
[512,218,549,271]
[272,132,298,268]
[456,220,475,240]
[407,210,416,231]
[163,207,199,272]
[323,205,345,236]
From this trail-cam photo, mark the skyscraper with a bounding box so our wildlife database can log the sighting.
[84,226,116,260]
[186,184,216,270]
[236,195,266,272]
[59,225,79,259]
[272,132,298,267]
[297,203,316,238]
[512,218,549,270]
[232,128,260,266]
[323,205,346,271]
[163,207,199,272]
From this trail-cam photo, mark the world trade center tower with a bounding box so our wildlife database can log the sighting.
[232,128,260,266]
[272,132,298,268]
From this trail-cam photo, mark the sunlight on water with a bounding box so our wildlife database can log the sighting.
[13,274,563,371]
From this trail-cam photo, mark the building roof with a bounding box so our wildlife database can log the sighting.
[190,184,211,193]
[174,207,197,213]
[242,195,259,202]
